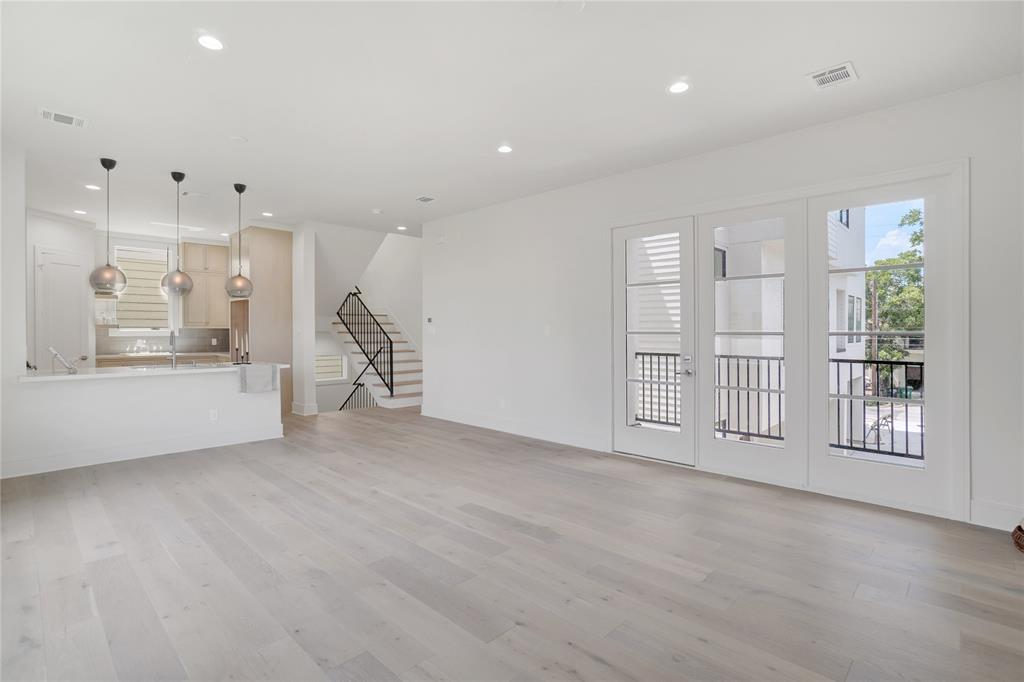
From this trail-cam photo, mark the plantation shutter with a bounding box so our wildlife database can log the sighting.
[116,254,169,328]
[315,354,343,380]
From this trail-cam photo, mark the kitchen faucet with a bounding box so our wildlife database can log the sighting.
[170,331,177,369]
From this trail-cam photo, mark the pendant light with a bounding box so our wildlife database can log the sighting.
[226,183,254,298]
[88,158,128,294]
[160,171,194,295]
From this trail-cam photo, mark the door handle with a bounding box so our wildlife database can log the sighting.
[682,368,694,376]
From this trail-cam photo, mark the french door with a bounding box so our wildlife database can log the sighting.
[611,166,965,520]
[696,200,808,486]
[806,174,964,517]
[612,218,695,465]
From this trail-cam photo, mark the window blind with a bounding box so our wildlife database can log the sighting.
[315,354,343,381]
[116,256,169,328]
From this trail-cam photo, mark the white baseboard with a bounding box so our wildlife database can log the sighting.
[1,424,284,479]
[970,499,1023,531]
[291,401,319,416]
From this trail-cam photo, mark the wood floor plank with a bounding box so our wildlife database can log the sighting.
[2,406,1020,681]
[86,555,188,681]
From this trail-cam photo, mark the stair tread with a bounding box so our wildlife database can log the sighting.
[344,339,409,344]
[374,380,422,388]
[380,392,422,399]
[394,369,422,375]
[358,359,420,365]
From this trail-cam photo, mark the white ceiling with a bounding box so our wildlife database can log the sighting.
[3,2,1021,241]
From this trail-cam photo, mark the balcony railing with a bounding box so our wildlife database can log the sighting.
[633,352,786,442]
[715,354,785,442]
[829,358,924,460]
[633,353,925,460]
[634,352,680,426]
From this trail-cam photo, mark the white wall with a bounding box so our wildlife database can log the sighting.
[358,233,423,349]
[309,221,385,318]
[422,75,1024,529]
[2,141,29,473]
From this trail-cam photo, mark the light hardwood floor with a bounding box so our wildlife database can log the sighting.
[2,407,1021,681]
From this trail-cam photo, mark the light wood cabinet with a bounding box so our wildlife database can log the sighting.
[182,242,229,273]
[182,243,230,328]
[206,245,230,273]
[96,353,230,368]
[182,242,207,271]
[183,273,208,327]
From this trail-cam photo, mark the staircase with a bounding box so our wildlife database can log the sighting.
[333,289,422,409]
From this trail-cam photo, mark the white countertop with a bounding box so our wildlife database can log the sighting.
[95,352,231,359]
[18,362,289,384]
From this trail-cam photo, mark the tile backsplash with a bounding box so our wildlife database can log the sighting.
[95,327,230,355]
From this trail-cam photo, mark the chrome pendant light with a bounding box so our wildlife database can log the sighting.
[226,183,254,299]
[160,171,194,295]
[89,158,128,295]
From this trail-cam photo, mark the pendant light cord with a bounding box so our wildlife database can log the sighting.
[176,179,181,269]
[105,168,111,265]
[237,191,243,276]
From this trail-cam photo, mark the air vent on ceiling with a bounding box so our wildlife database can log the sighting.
[808,62,858,89]
[416,196,435,203]
[39,108,87,127]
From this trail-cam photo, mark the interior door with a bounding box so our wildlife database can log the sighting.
[806,175,964,518]
[613,218,696,465]
[696,201,807,486]
[34,247,89,370]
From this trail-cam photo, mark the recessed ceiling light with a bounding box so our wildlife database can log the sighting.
[396,225,407,231]
[73,210,87,215]
[85,184,101,191]
[228,135,248,144]
[371,208,383,215]
[261,212,273,217]
[220,233,230,237]
[497,144,512,154]
[198,34,223,51]
[667,81,690,94]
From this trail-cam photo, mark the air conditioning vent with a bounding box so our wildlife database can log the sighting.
[416,196,435,203]
[39,108,87,127]
[808,62,858,89]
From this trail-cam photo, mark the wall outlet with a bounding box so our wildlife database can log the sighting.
[211,338,218,345]
[208,409,219,422]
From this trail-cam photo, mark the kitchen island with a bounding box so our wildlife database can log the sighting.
[3,363,287,478]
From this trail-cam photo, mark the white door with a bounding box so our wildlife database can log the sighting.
[696,201,808,486]
[612,218,696,465]
[34,247,90,370]
[807,174,965,518]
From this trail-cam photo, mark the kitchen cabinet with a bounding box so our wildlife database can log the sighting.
[95,353,230,368]
[182,243,230,329]
[182,242,228,273]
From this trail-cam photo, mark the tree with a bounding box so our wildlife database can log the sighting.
[865,208,924,362]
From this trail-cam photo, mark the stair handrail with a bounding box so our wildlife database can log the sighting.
[336,289,394,396]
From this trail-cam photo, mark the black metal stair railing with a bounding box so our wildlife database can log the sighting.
[336,288,394,396]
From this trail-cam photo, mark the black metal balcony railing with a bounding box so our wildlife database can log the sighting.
[634,353,925,460]
[715,354,785,442]
[633,352,787,442]
[634,352,680,426]
[829,358,924,460]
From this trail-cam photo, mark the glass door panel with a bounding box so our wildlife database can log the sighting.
[613,219,695,465]
[697,201,807,486]
[807,173,963,519]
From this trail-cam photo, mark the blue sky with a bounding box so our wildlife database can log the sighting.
[864,198,923,264]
